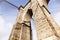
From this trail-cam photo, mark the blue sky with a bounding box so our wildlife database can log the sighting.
[0,0,60,40]
[48,0,60,25]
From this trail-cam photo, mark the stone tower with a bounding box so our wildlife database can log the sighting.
[9,0,60,40]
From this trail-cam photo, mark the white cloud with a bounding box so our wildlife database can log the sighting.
[0,16,5,36]
[0,16,5,27]
[52,12,60,26]
[0,15,13,40]
[6,23,13,29]
[0,7,2,13]
[31,19,37,40]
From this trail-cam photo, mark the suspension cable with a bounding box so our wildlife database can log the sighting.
[4,0,18,8]
[0,0,18,9]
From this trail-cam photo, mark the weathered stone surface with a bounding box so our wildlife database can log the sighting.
[9,5,32,40]
[9,0,60,40]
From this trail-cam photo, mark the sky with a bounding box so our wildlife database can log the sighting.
[0,0,60,40]
[48,0,60,25]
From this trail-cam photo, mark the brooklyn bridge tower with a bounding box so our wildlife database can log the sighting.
[9,0,60,40]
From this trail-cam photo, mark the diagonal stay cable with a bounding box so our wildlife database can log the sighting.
[0,0,4,3]
[4,0,18,8]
